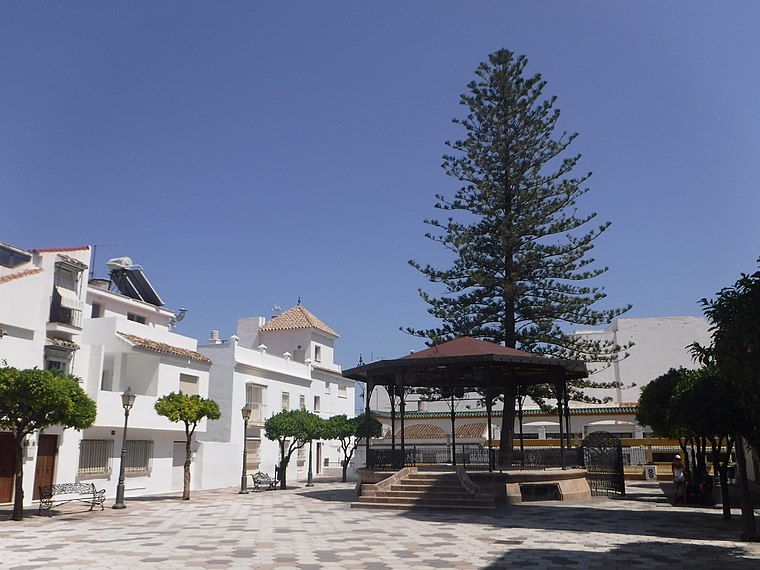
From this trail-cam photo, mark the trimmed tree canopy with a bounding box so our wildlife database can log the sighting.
[0,366,96,521]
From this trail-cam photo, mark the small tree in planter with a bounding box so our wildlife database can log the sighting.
[323,413,383,482]
[155,392,221,500]
[265,409,323,489]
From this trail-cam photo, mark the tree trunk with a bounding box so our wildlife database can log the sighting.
[183,435,192,500]
[279,458,289,490]
[498,384,516,467]
[12,432,24,521]
[735,434,758,541]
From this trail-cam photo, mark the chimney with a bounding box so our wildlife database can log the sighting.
[208,330,222,344]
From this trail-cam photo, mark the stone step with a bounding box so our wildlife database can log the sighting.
[356,494,492,505]
[372,489,480,500]
[351,500,494,511]
[395,483,464,492]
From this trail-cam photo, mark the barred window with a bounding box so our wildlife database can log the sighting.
[125,440,154,473]
[78,439,114,476]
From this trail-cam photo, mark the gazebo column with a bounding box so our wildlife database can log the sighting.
[386,386,396,459]
[365,381,373,468]
[556,381,566,469]
[517,386,525,467]
[485,369,494,472]
[397,375,406,469]
[564,384,572,449]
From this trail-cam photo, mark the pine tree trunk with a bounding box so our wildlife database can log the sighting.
[498,384,516,467]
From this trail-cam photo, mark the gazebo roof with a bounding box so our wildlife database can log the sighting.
[343,336,587,390]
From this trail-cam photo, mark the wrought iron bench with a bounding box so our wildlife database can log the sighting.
[38,483,106,516]
[252,471,277,491]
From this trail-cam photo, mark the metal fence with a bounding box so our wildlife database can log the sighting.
[367,444,583,471]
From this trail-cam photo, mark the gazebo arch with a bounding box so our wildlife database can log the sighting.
[343,336,588,471]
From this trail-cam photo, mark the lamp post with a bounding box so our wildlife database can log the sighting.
[239,405,252,494]
[113,387,136,509]
[306,439,314,487]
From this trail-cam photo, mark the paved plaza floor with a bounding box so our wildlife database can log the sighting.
[3,480,760,569]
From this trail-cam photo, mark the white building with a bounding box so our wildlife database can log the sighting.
[0,243,214,506]
[197,304,357,487]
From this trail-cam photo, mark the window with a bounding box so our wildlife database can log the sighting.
[299,394,306,410]
[78,439,114,476]
[91,303,102,318]
[179,374,199,395]
[325,382,332,394]
[127,312,146,324]
[313,395,321,413]
[314,345,321,363]
[101,355,115,391]
[44,346,73,374]
[281,392,290,411]
[246,384,266,422]
[50,263,83,327]
[125,440,154,473]
[338,384,347,399]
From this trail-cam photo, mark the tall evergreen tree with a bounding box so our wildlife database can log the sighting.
[407,49,630,462]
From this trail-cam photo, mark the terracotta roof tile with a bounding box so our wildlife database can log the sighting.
[46,336,80,350]
[0,267,43,285]
[402,336,533,360]
[33,246,90,253]
[454,422,488,438]
[118,332,212,364]
[384,423,447,440]
[259,305,339,337]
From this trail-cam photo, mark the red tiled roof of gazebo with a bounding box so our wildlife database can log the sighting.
[402,336,532,360]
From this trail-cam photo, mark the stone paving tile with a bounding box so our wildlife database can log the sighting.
[2,480,760,568]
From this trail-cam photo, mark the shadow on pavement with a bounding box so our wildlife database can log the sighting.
[483,541,757,569]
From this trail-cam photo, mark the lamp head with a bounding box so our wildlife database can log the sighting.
[241,405,252,421]
[121,387,136,411]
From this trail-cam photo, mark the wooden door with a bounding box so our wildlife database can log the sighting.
[32,434,58,500]
[316,442,322,474]
[0,433,15,503]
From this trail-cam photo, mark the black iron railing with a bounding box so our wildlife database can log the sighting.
[367,444,583,471]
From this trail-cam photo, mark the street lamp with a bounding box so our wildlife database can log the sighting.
[306,439,314,487]
[239,405,252,494]
[113,387,136,509]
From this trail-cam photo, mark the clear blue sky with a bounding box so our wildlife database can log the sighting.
[3,2,759,366]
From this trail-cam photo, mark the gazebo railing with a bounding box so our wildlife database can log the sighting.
[367,444,583,470]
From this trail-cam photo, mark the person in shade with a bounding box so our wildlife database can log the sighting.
[672,454,687,503]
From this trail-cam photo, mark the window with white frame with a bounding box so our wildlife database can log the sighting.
[338,384,347,399]
[44,346,73,374]
[299,394,306,410]
[313,395,321,413]
[125,440,154,473]
[246,383,267,422]
[281,391,290,411]
[78,439,114,476]
[127,312,146,324]
[314,345,321,363]
[179,373,199,395]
